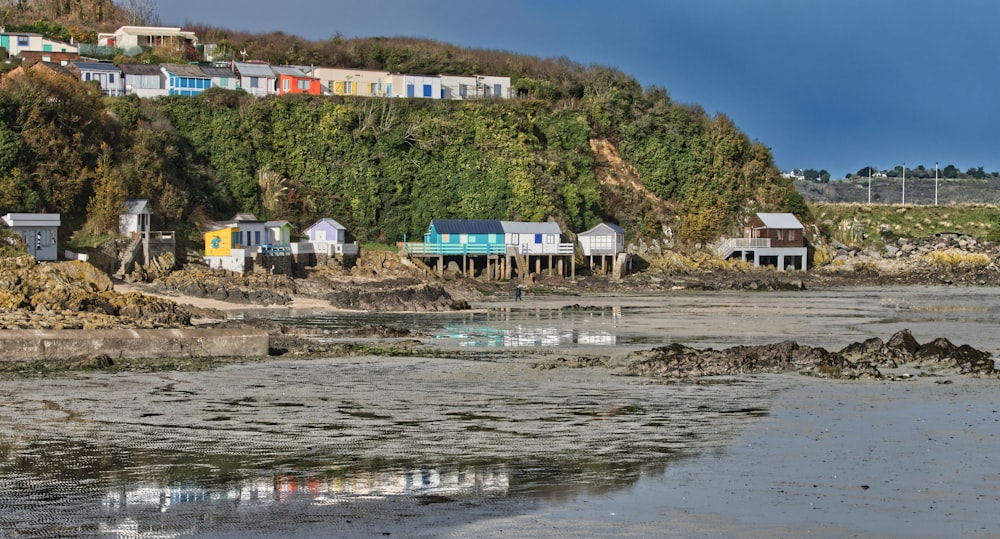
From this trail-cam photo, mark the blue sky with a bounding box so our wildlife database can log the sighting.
[153,0,1000,179]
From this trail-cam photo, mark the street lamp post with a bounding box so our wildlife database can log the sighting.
[867,165,872,205]
[901,162,906,205]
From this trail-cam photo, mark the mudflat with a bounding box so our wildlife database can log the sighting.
[1,287,998,537]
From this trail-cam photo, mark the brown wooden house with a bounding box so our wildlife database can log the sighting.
[745,213,805,248]
[717,212,808,270]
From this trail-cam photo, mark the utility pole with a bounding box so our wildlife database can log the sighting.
[867,165,872,205]
[934,161,939,206]
[901,162,906,205]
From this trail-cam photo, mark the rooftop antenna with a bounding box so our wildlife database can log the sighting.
[240,48,247,62]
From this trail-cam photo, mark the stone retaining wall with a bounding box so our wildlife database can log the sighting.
[0,328,269,361]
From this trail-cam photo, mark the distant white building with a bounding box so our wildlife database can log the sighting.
[97,26,198,52]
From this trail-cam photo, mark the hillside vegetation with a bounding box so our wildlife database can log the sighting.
[809,203,1000,250]
[0,9,803,251]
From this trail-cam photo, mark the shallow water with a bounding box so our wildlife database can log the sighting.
[263,285,1000,354]
[1,286,999,537]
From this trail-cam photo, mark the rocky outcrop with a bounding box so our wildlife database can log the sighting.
[324,283,470,312]
[151,267,294,306]
[0,260,191,329]
[626,329,996,380]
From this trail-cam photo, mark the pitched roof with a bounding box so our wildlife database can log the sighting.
[579,222,625,236]
[430,219,504,234]
[271,65,314,78]
[121,199,149,215]
[306,218,346,231]
[160,63,210,78]
[756,213,804,229]
[232,62,275,78]
[501,220,563,234]
[71,61,121,72]
[201,65,235,78]
[119,63,163,76]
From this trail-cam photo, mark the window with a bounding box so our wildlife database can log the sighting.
[423,84,432,97]
[369,82,377,96]
[344,81,352,94]
[777,230,783,241]
[249,76,259,89]
[108,74,115,84]
[494,83,502,97]
[254,231,261,245]
[297,79,310,91]
[534,234,542,244]
[459,84,468,97]
[406,84,415,97]
[84,72,91,81]
[17,36,28,47]
[283,79,290,91]
[546,234,554,244]
[510,233,519,244]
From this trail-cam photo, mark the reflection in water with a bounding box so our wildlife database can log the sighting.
[268,305,627,347]
[101,465,509,513]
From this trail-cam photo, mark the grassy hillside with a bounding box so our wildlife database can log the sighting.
[808,202,1000,249]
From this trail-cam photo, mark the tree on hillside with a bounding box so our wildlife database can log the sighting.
[118,0,158,26]
[85,142,127,234]
[0,66,110,218]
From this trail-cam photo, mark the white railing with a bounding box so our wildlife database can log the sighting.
[715,237,770,257]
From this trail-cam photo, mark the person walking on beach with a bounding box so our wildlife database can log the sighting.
[515,283,523,301]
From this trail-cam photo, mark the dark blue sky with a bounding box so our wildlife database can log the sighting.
[154,0,1000,178]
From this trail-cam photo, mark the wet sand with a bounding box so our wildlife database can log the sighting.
[451,375,1000,538]
[2,286,1000,537]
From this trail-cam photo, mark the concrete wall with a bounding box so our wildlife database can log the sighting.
[0,328,269,361]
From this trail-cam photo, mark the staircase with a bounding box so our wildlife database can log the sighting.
[117,236,143,276]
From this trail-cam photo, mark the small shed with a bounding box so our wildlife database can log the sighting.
[232,61,277,97]
[119,63,165,98]
[263,220,291,255]
[70,61,124,96]
[203,226,247,272]
[578,222,625,257]
[1,213,60,261]
[578,222,626,275]
[119,199,150,238]
[304,218,348,244]
[300,217,358,257]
